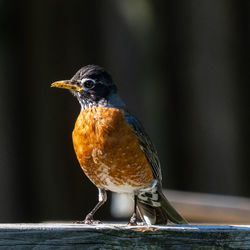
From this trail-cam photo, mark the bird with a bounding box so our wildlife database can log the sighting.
[51,65,187,225]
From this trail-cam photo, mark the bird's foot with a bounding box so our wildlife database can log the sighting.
[74,214,102,224]
[128,213,137,226]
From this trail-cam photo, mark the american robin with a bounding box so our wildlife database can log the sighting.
[51,65,187,225]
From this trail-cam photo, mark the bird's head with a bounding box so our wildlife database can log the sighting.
[51,65,124,109]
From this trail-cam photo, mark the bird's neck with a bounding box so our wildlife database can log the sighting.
[78,93,126,111]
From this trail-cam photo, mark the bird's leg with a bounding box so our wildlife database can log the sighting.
[84,188,107,224]
[128,195,138,226]
[76,188,107,224]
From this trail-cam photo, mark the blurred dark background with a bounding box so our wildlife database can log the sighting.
[0,0,249,222]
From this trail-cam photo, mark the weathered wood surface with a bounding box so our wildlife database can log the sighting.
[0,224,249,249]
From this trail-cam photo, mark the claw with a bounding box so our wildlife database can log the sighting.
[128,212,137,226]
[73,213,102,224]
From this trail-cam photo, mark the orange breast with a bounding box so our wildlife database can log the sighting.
[72,106,153,193]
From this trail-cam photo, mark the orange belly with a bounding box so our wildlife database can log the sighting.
[72,106,153,193]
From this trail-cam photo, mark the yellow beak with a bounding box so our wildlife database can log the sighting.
[51,80,82,91]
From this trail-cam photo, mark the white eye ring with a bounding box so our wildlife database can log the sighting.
[81,78,96,90]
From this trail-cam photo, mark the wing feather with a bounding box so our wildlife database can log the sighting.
[125,112,162,182]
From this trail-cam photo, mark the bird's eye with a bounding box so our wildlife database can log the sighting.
[82,79,95,89]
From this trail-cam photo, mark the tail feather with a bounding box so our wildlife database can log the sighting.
[137,187,188,225]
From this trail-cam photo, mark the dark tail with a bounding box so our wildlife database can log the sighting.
[137,187,188,225]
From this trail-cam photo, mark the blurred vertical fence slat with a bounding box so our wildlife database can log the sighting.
[162,0,248,194]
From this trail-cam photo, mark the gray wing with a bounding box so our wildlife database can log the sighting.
[125,112,162,182]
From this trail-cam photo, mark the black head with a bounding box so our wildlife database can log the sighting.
[51,65,123,108]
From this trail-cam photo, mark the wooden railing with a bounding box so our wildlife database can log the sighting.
[0,223,250,249]
[1,190,250,249]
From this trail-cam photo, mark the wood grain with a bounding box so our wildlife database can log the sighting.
[0,223,249,249]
